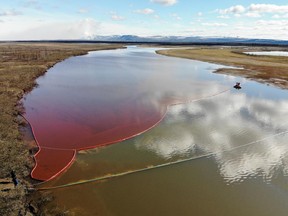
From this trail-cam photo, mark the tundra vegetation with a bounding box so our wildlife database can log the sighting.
[0,43,123,215]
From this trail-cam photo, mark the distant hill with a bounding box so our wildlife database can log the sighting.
[89,35,288,46]
[10,35,288,46]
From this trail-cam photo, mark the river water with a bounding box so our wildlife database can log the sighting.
[23,47,288,216]
[244,51,288,56]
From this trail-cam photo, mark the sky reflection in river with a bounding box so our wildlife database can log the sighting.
[135,89,288,184]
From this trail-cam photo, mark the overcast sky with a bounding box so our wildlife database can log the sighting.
[1,0,288,40]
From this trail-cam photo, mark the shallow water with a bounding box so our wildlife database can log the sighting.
[23,47,288,215]
[244,51,288,56]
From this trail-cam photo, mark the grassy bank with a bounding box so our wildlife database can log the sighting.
[0,43,124,215]
[156,47,288,89]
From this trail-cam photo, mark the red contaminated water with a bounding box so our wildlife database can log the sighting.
[23,48,228,181]
[25,97,169,181]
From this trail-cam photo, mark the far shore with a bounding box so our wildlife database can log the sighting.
[156,46,288,89]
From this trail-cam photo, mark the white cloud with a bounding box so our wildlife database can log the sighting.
[22,0,41,9]
[256,19,288,26]
[110,12,125,21]
[213,4,288,39]
[1,2,288,41]
[218,5,246,15]
[111,14,125,21]
[183,18,288,40]
[248,4,288,14]
[0,9,23,16]
[134,8,154,14]
[245,12,261,18]
[12,19,100,40]
[0,18,154,40]
[272,13,288,18]
[252,20,288,34]
[78,9,88,14]
[171,13,181,20]
[202,22,228,27]
[218,4,288,17]
[217,15,230,19]
[150,0,178,6]
[154,14,160,19]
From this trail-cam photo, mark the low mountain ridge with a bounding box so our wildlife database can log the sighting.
[89,35,288,45]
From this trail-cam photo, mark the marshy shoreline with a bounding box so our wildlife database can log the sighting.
[0,43,287,215]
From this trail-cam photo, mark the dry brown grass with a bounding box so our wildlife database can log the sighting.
[156,47,288,89]
[0,42,124,215]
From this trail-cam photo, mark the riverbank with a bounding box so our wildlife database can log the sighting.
[156,47,288,89]
[0,43,124,215]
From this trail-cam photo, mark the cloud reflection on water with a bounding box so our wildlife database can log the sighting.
[135,90,288,183]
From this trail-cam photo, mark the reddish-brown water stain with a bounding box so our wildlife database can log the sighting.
[25,96,171,181]
[32,148,76,181]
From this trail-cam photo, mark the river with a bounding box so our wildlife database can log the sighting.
[22,46,288,216]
